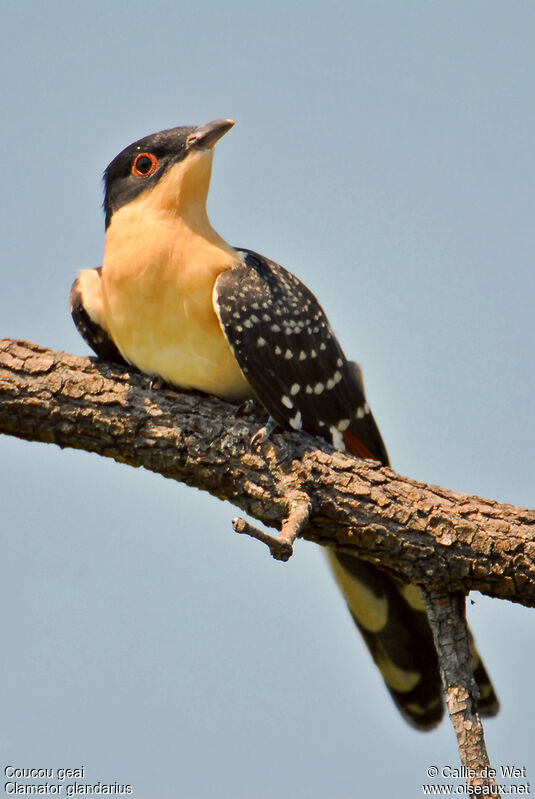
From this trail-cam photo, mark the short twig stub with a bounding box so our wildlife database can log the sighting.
[233,497,311,561]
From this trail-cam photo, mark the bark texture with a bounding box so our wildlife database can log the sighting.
[422,589,500,796]
[1,338,534,606]
[2,336,533,787]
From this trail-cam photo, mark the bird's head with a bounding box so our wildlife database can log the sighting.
[103,119,234,229]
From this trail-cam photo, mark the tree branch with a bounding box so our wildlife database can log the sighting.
[3,336,533,787]
[422,588,500,796]
[2,338,534,606]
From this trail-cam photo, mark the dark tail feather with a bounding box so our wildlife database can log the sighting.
[325,550,498,730]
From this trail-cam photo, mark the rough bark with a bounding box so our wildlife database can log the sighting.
[422,589,500,797]
[1,338,534,606]
[2,336,533,787]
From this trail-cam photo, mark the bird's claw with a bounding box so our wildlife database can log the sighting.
[148,376,164,392]
[250,416,277,449]
[236,399,257,417]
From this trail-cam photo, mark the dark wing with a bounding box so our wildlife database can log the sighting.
[215,248,499,729]
[214,249,389,464]
[70,267,126,364]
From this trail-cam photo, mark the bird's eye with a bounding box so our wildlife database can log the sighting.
[132,152,158,177]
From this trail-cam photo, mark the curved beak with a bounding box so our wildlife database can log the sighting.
[186,118,235,151]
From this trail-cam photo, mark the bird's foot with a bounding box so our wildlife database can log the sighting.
[148,375,164,392]
[235,398,258,417]
[250,416,278,449]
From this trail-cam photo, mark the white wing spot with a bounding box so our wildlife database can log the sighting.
[281,395,293,409]
[289,411,302,429]
[356,405,366,419]
[330,425,344,450]
[275,345,282,355]
[334,370,342,384]
[314,383,324,394]
[290,383,301,396]
[284,349,293,359]
[337,418,350,431]
[320,342,327,351]
[257,337,266,347]
[310,349,317,358]
[305,385,313,394]
[299,351,307,361]
[250,314,259,324]
[271,324,281,332]
[337,358,343,367]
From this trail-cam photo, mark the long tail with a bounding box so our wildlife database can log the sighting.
[325,549,499,730]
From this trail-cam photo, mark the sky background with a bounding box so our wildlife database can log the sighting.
[2,1,534,796]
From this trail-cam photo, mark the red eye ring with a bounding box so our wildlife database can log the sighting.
[132,152,158,177]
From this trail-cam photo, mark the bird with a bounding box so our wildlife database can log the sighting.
[70,118,498,729]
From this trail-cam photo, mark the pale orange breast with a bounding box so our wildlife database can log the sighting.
[101,194,252,401]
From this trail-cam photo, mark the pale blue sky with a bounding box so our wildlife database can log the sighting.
[2,2,534,796]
